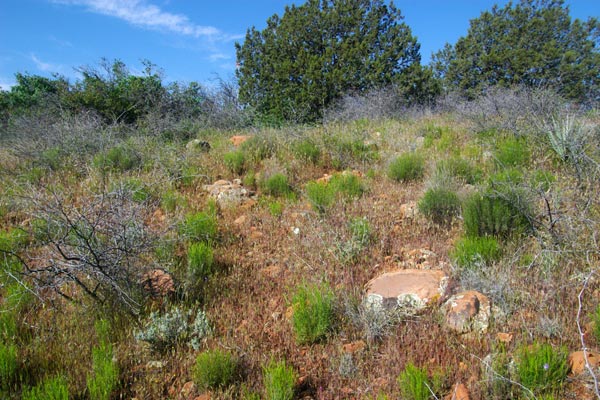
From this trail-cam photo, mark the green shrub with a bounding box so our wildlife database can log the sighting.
[329,173,364,199]
[240,135,277,162]
[224,151,246,175]
[193,349,237,390]
[87,320,119,400]
[22,375,69,400]
[262,173,292,197]
[0,342,18,392]
[397,362,432,400]
[349,217,371,246]
[494,137,530,168]
[40,147,63,171]
[242,170,257,189]
[180,211,218,244]
[161,189,184,212]
[388,153,425,182]
[263,359,296,400]
[293,138,320,164]
[516,342,568,395]
[451,236,501,269]
[462,192,530,238]
[531,170,556,192]
[327,137,379,169]
[592,304,600,344]
[418,188,461,225]
[187,242,214,282]
[436,157,481,184]
[305,181,336,214]
[291,283,335,344]
[268,200,284,217]
[93,145,141,172]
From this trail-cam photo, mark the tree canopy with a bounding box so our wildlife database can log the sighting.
[235,0,422,122]
[432,0,600,101]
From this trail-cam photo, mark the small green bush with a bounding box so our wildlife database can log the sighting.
[161,189,184,212]
[263,359,296,400]
[224,151,246,175]
[397,362,432,400]
[291,283,335,344]
[305,181,336,214]
[180,211,218,244]
[240,135,276,162]
[262,173,292,197]
[349,217,371,246]
[462,192,530,238]
[418,188,461,225]
[494,137,530,168]
[268,200,284,217]
[87,320,119,400]
[40,147,63,171]
[0,342,17,392]
[293,139,320,164]
[592,304,600,343]
[451,236,501,269]
[187,242,214,282]
[388,153,425,182]
[193,349,237,390]
[516,342,568,395]
[436,157,481,184]
[329,173,364,199]
[93,145,141,172]
[22,375,69,400]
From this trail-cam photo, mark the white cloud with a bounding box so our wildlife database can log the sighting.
[0,79,15,91]
[30,54,66,74]
[52,0,220,38]
[208,53,229,62]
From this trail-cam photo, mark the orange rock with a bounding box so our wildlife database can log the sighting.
[496,332,513,344]
[444,290,491,334]
[141,269,175,297]
[194,393,211,400]
[229,135,251,146]
[249,230,264,239]
[234,215,247,225]
[180,381,197,399]
[445,383,470,400]
[568,350,600,375]
[342,340,366,354]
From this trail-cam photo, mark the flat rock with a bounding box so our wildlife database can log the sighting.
[569,350,600,375]
[443,290,491,334]
[445,383,470,400]
[365,269,448,313]
[202,180,254,207]
[141,269,175,297]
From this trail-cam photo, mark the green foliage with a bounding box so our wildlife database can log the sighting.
[436,157,481,184]
[397,362,432,400]
[187,242,214,282]
[0,342,18,392]
[432,0,600,101]
[22,375,70,400]
[328,137,380,169]
[494,137,530,168]
[161,189,184,212]
[268,200,284,217]
[388,153,425,182]
[263,359,297,400]
[329,173,365,199]
[223,151,246,175]
[193,349,237,390]
[236,0,420,122]
[451,236,501,269]
[180,211,218,244]
[592,304,600,344]
[293,138,321,164]
[39,147,64,171]
[418,188,461,225]
[240,135,277,162]
[93,145,141,172]
[305,181,336,214]
[86,320,119,400]
[291,283,335,344]
[516,342,568,395]
[114,178,151,203]
[261,173,292,197]
[462,192,531,238]
[339,217,373,262]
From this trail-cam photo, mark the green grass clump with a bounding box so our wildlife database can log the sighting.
[161,189,184,212]
[193,349,237,390]
[263,359,296,400]
[293,138,320,164]
[261,173,292,197]
[87,320,119,400]
[516,342,568,395]
[388,153,425,182]
[436,157,482,184]
[305,181,336,214]
[22,375,70,400]
[180,211,218,244]
[187,242,214,282]
[291,283,335,344]
[93,145,141,172]
[223,150,246,175]
[592,304,600,343]
[329,173,364,199]
[418,188,461,225]
[462,192,530,238]
[0,342,18,392]
[268,200,284,217]
[494,136,530,168]
[397,362,432,400]
[451,236,501,269]
[240,135,276,162]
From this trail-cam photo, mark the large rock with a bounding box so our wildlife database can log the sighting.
[443,290,492,334]
[202,179,254,207]
[569,350,600,375]
[445,383,470,400]
[365,269,448,314]
[141,269,175,297]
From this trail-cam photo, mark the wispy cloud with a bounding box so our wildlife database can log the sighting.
[208,53,229,62]
[0,79,15,91]
[51,0,220,37]
[30,53,66,73]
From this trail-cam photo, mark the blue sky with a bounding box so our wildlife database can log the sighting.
[0,0,597,90]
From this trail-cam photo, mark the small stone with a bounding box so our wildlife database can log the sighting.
[234,215,247,225]
[342,340,366,354]
[444,290,492,334]
[229,135,251,146]
[496,332,513,344]
[249,230,264,239]
[445,383,470,400]
[180,381,197,399]
[568,350,600,375]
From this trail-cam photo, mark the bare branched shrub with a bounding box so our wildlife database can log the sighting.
[323,87,405,123]
[14,185,156,314]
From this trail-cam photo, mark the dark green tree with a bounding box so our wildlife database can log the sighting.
[432,0,599,101]
[235,0,421,122]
